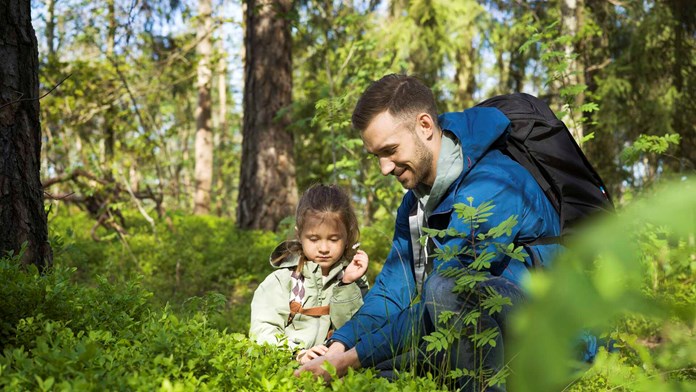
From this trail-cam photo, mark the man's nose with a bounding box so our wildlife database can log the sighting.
[379,157,395,176]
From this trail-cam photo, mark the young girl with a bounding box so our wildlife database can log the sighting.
[249,184,369,364]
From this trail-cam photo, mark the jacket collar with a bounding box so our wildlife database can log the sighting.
[269,240,350,283]
[428,107,510,216]
[304,257,350,284]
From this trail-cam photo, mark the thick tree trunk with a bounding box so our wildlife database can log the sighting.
[237,0,297,231]
[0,0,53,270]
[667,0,696,172]
[583,0,622,198]
[193,0,214,215]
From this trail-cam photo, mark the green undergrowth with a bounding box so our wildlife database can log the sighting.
[0,257,443,391]
[47,210,393,334]
[3,178,694,391]
[511,179,696,391]
[48,211,281,334]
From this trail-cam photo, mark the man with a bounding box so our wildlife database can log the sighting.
[296,74,561,390]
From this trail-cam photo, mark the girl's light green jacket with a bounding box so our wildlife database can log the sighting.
[249,241,368,351]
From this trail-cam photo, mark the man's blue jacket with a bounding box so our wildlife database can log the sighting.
[331,107,561,366]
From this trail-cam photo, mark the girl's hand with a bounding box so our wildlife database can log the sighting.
[297,344,329,364]
[342,250,369,284]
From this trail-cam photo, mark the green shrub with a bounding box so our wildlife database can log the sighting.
[33,179,695,391]
[510,178,696,391]
[48,210,398,334]
[0,258,445,391]
[0,256,149,350]
[49,211,279,333]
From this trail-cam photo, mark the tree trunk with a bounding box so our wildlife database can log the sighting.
[46,0,56,57]
[561,0,586,144]
[509,47,526,93]
[104,0,116,164]
[215,54,228,217]
[666,0,696,172]
[237,0,297,230]
[454,41,476,108]
[193,0,214,215]
[0,0,53,270]
[495,47,509,96]
[583,0,622,198]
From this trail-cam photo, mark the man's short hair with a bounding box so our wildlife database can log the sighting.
[352,74,439,132]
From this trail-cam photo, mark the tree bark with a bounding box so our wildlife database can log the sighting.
[215,53,228,217]
[454,40,476,108]
[666,0,696,172]
[561,0,586,144]
[237,0,297,230]
[45,0,56,56]
[104,0,116,164]
[193,0,214,214]
[582,0,622,198]
[0,0,53,270]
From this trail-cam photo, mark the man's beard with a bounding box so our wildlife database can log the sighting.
[402,134,433,189]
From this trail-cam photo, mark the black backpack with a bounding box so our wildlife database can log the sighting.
[475,93,614,243]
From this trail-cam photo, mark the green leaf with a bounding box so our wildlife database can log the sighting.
[462,310,481,326]
[438,310,456,325]
[486,215,519,239]
[481,288,513,315]
[471,327,500,349]
[579,102,600,113]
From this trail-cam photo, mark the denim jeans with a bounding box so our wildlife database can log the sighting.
[375,272,525,392]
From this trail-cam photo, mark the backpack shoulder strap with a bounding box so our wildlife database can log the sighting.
[475,93,614,240]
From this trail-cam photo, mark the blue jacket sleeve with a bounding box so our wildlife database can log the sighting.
[330,194,417,353]
[353,301,423,366]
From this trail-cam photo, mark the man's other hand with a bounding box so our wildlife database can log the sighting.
[293,347,361,382]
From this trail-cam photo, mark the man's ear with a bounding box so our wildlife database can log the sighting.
[416,112,436,139]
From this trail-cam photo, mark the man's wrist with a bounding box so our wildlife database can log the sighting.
[338,348,361,371]
[326,340,346,355]
[325,338,345,348]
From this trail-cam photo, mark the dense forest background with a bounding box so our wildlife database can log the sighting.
[29,0,696,227]
[0,0,694,390]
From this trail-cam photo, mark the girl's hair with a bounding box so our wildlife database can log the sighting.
[276,184,359,272]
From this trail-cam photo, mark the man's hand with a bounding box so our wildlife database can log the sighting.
[342,250,369,284]
[296,344,329,364]
[293,347,361,382]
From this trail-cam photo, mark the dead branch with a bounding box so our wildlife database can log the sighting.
[0,74,72,110]
[43,167,164,241]
[43,168,109,188]
[586,58,613,72]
